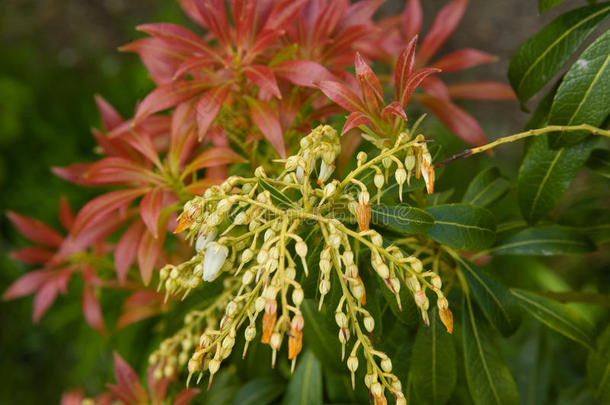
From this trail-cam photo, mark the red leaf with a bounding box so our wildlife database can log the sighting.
[244,65,282,99]
[135,81,207,123]
[234,0,257,47]
[169,101,197,172]
[342,111,371,135]
[3,269,53,300]
[117,305,163,329]
[60,212,130,258]
[7,212,64,247]
[322,25,372,61]
[82,284,107,335]
[394,36,418,102]
[33,280,60,322]
[317,80,366,113]
[264,0,308,31]
[112,352,148,405]
[312,0,349,43]
[121,37,190,85]
[140,188,164,238]
[58,196,74,231]
[355,53,383,111]
[52,163,91,185]
[137,23,218,56]
[183,178,222,195]
[121,131,164,170]
[400,67,440,108]
[10,247,55,264]
[432,48,497,72]
[247,98,286,158]
[419,95,487,146]
[115,221,145,284]
[61,390,84,405]
[339,0,383,29]
[148,367,170,405]
[196,85,230,141]
[71,189,148,237]
[172,389,200,405]
[183,146,245,176]
[418,0,467,65]
[381,101,407,120]
[83,157,162,186]
[95,95,123,131]
[421,75,451,101]
[137,229,165,285]
[172,56,215,80]
[245,29,285,63]
[402,0,423,42]
[448,81,516,100]
[274,60,335,88]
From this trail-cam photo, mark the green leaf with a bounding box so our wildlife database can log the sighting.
[301,300,344,372]
[525,81,560,130]
[549,30,610,147]
[457,257,521,336]
[462,297,520,405]
[508,2,610,105]
[489,226,595,255]
[511,288,595,349]
[462,167,510,207]
[410,312,457,405]
[371,203,435,234]
[586,148,610,178]
[517,327,552,405]
[425,204,496,251]
[587,326,610,403]
[258,178,296,209]
[517,135,596,224]
[282,350,323,405]
[232,378,284,405]
[539,0,567,13]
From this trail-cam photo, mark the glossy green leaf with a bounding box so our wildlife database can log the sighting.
[462,298,520,405]
[462,167,510,207]
[458,257,521,336]
[371,203,434,234]
[511,289,594,349]
[549,30,610,147]
[410,312,457,405]
[232,378,284,405]
[490,226,595,255]
[301,300,344,372]
[517,135,597,224]
[508,2,610,105]
[538,0,567,13]
[258,178,296,209]
[525,81,560,130]
[425,204,496,251]
[587,326,610,403]
[282,350,323,405]
[517,327,552,405]
[586,148,610,178]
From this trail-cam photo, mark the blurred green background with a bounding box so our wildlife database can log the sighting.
[0,0,603,403]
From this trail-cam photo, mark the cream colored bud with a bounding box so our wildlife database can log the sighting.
[241,248,254,263]
[324,182,337,198]
[285,267,296,280]
[320,259,331,275]
[216,199,231,214]
[245,325,256,341]
[437,296,449,310]
[364,373,376,388]
[347,356,359,372]
[335,312,348,328]
[234,212,248,225]
[225,301,237,316]
[269,246,279,260]
[189,276,200,289]
[285,156,298,170]
[203,242,228,282]
[343,251,354,265]
[389,277,400,293]
[292,288,304,306]
[364,316,375,332]
[348,201,358,215]
[346,264,358,278]
[391,379,402,392]
[382,155,392,168]
[329,233,341,248]
[406,275,421,292]
[206,212,221,226]
[188,358,200,374]
[381,357,392,373]
[374,173,384,189]
[405,154,416,171]
[159,266,169,280]
[254,166,266,177]
[371,382,383,397]
[431,275,442,290]
[321,247,331,260]
[358,191,370,204]
[338,328,350,343]
[319,280,330,295]
[270,332,282,350]
[257,249,269,265]
[295,241,308,257]
[371,232,383,247]
[300,137,310,149]
[222,335,235,350]
[351,283,364,300]
[414,291,429,310]
[193,263,203,277]
[396,397,407,405]
[408,257,423,273]
[164,364,174,378]
[170,268,179,279]
[395,168,407,185]
[264,229,276,242]
[376,263,389,279]
[255,296,266,312]
[208,359,220,375]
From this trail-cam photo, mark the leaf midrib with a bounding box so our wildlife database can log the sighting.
[528,147,563,221]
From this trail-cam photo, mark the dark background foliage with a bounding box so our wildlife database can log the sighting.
[0,0,604,403]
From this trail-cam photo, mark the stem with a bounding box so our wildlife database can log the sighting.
[436,124,610,168]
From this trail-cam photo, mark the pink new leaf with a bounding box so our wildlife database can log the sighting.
[317,80,366,113]
[115,221,145,284]
[7,212,64,248]
[394,36,418,102]
[196,85,230,141]
[402,0,423,41]
[273,60,335,88]
[95,95,123,131]
[264,0,308,31]
[342,111,371,135]
[183,147,245,176]
[140,188,164,238]
[381,101,407,120]
[10,247,55,264]
[82,284,107,335]
[172,389,200,405]
[135,81,206,123]
[58,196,74,231]
[244,65,282,99]
[448,81,516,100]
[418,0,468,65]
[432,48,497,72]
[247,98,286,158]
[400,67,440,108]
[137,229,165,285]
[112,352,148,405]
[33,280,60,322]
[3,269,53,300]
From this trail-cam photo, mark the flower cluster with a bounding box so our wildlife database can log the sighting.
[156,125,452,403]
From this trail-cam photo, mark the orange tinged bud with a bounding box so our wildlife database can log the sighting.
[439,307,454,334]
[356,201,371,231]
[373,394,387,405]
[173,214,193,234]
[261,304,277,344]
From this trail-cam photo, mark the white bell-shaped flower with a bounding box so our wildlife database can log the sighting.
[203,242,228,282]
[195,230,217,253]
[318,160,334,183]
